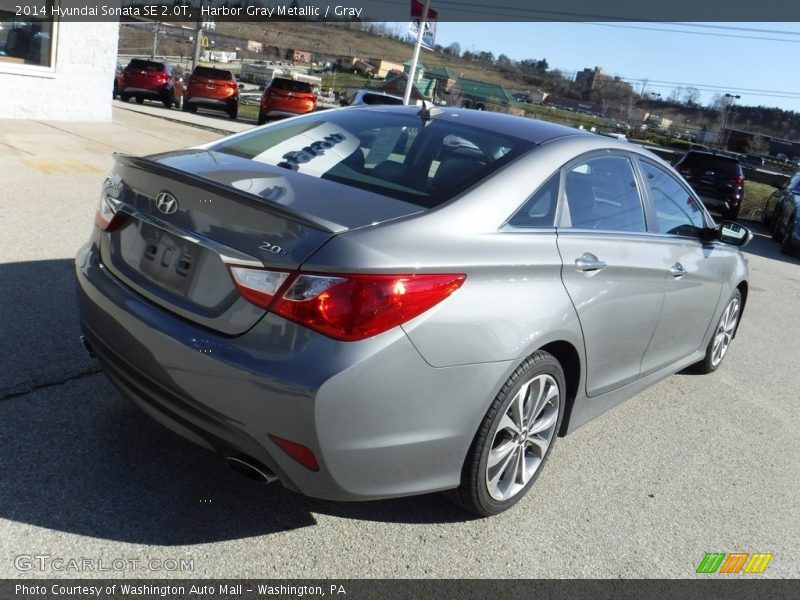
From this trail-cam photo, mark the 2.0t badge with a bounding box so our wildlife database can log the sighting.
[155,191,179,215]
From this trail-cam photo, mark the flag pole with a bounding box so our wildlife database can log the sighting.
[403,0,432,105]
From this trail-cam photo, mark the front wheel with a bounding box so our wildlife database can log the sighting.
[694,290,741,374]
[446,350,565,517]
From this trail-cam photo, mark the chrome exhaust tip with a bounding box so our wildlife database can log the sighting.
[226,456,278,483]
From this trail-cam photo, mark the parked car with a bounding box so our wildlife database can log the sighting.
[258,77,316,124]
[118,59,182,108]
[762,172,800,255]
[343,89,406,107]
[674,150,746,220]
[76,107,751,517]
[182,66,239,119]
[112,63,124,99]
[741,154,765,168]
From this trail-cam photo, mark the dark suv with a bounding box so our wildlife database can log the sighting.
[674,150,745,220]
[119,59,181,108]
[182,66,239,119]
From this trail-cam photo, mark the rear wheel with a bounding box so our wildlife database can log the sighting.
[257,111,267,125]
[181,100,191,112]
[780,225,796,256]
[725,206,740,221]
[188,105,198,114]
[135,96,144,105]
[446,350,564,517]
[228,104,238,120]
[162,93,172,108]
[120,93,131,102]
[694,290,741,374]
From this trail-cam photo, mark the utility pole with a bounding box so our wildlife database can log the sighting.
[151,22,159,60]
[404,0,431,105]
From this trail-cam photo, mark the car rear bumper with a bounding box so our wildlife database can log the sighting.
[75,240,509,500]
[185,96,236,108]
[121,86,168,98]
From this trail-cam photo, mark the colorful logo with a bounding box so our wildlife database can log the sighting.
[696,552,773,574]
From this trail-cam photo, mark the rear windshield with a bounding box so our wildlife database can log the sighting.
[682,153,740,174]
[211,109,535,207]
[193,66,233,80]
[360,93,404,106]
[270,78,313,93]
[127,59,165,72]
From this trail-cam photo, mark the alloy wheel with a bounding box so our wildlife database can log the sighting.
[485,374,560,501]
[711,297,740,367]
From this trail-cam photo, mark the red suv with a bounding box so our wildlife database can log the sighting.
[258,77,316,124]
[119,59,181,108]
[182,66,239,120]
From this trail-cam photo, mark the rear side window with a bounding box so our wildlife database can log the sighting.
[639,161,705,235]
[271,78,313,93]
[127,59,164,72]
[193,66,233,80]
[507,174,559,228]
[212,110,534,207]
[361,93,404,106]
[562,156,646,232]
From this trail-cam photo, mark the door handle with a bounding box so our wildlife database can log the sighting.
[574,253,607,272]
[669,262,687,277]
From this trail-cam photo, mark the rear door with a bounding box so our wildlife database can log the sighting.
[556,152,666,397]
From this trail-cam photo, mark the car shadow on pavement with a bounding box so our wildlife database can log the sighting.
[740,219,800,264]
[0,259,469,547]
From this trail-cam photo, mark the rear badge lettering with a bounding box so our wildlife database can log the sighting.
[259,242,289,256]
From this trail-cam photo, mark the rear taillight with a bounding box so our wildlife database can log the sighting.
[228,266,290,308]
[732,175,745,185]
[94,191,124,231]
[272,273,466,341]
[228,269,465,341]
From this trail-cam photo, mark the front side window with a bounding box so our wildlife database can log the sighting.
[562,155,646,232]
[639,160,706,236]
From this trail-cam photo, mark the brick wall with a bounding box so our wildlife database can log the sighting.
[0,22,118,121]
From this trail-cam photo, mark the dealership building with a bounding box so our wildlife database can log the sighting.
[0,15,118,121]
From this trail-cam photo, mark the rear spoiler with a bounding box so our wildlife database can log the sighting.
[113,152,344,234]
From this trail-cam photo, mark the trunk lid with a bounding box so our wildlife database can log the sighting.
[99,150,423,335]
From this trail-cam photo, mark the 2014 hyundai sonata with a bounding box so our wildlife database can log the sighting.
[76,106,751,516]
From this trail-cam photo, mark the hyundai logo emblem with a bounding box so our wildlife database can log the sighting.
[155,191,178,215]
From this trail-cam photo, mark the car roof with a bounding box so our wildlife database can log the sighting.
[352,105,589,145]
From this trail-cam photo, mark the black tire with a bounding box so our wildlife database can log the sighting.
[162,93,172,109]
[188,105,198,114]
[120,93,131,103]
[445,350,565,517]
[693,289,742,374]
[228,104,239,120]
[725,206,740,221]
[181,100,191,112]
[135,96,144,105]
[780,225,795,256]
[257,111,267,126]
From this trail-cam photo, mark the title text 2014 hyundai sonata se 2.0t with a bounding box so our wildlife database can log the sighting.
[76,106,752,516]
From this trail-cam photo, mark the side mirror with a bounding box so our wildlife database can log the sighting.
[718,220,752,247]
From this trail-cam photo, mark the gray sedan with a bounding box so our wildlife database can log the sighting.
[75,106,751,516]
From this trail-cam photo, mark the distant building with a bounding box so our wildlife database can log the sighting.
[367,59,404,79]
[575,66,604,91]
[288,49,312,64]
[427,66,458,94]
[246,40,263,53]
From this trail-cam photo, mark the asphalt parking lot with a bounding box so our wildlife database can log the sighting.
[1,107,798,579]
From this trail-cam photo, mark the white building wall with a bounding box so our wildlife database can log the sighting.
[0,22,118,121]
